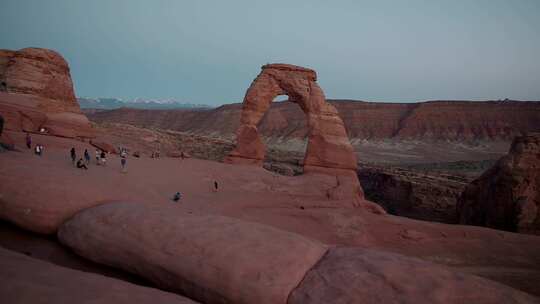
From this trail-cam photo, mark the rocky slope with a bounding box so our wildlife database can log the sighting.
[458,133,540,235]
[0,48,94,138]
[358,164,470,223]
[87,99,540,142]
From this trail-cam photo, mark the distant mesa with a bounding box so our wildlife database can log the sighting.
[458,133,540,235]
[0,47,94,138]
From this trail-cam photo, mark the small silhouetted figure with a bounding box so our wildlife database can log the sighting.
[35,144,43,156]
[120,156,127,172]
[76,158,88,170]
[100,151,107,166]
[25,133,32,149]
[213,181,219,192]
[180,151,185,160]
[84,149,90,165]
[173,192,182,202]
[70,147,76,165]
[95,149,101,165]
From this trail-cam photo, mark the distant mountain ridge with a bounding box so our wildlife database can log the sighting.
[78,97,212,110]
[86,99,540,142]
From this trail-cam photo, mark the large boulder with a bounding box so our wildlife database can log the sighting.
[0,246,198,304]
[58,202,327,304]
[0,48,94,138]
[457,133,540,234]
[289,247,538,304]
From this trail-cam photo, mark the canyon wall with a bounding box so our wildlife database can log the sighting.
[87,99,540,142]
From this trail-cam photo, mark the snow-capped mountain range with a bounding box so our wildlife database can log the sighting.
[78,97,212,110]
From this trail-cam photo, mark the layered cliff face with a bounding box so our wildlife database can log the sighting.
[0,48,94,138]
[87,100,540,142]
[457,133,540,234]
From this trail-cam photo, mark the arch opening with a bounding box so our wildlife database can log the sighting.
[260,94,308,176]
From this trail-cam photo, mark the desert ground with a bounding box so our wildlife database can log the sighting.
[1,129,540,300]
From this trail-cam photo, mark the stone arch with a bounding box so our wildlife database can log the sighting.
[226,64,358,174]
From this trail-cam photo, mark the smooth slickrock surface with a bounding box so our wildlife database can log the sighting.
[458,133,540,234]
[0,48,93,138]
[289,247,539,304]
[0,246,198,304]
[2,132,540,296]
[58,202,327,304]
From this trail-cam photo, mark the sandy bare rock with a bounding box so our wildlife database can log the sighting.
[0,48,94,138]
[0,246,198,304]
[289,247,539,304]
[58,202,327,304]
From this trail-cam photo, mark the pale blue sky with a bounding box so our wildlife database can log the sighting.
[1,0,539,105]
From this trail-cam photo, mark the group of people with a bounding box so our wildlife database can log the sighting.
[26,133,44,156]
[69,147,125,171]
[70,147,91,170]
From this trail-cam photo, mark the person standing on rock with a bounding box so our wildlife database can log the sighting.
[25,133,32,149]
[100,150,107,166]
[95,149,101,165]
[70,147,76,166]
[84,149,91,165]
[120,154,127,172]
[35,144,43,156]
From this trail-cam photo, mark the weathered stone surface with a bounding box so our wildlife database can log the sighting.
[0,48,94,138]
[0,246,198,304]
[58,202,327,304]
[225,64,357,172]
[288,247,538,304]
[87,100,540,142]
[223,64,375,208]
[90,140,117,154]
[358,164,469,223]
[458,133,540,234]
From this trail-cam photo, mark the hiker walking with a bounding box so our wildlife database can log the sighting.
[100,150,107,166]
[25,133,32,149]
[70,147,76,166]
[95,149,101,165]
[84,149,91,165]
[35,144,43,156]
[120,154,127,172]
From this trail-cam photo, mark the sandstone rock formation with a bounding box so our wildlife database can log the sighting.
[58,202,327,304]
[90,140,117,154]
[58,202,538,304]
[225,64,358,173]
[0,246,197,304]
[223,64,377,208]
[0,48,94,138]
[289,247,538,304]
[458,133,540,234]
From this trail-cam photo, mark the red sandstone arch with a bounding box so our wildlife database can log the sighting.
[226,64,358,174]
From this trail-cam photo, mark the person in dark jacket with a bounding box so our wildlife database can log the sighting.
[76,158,88,170]
[84,149,91,165]
[70,147,76,166]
